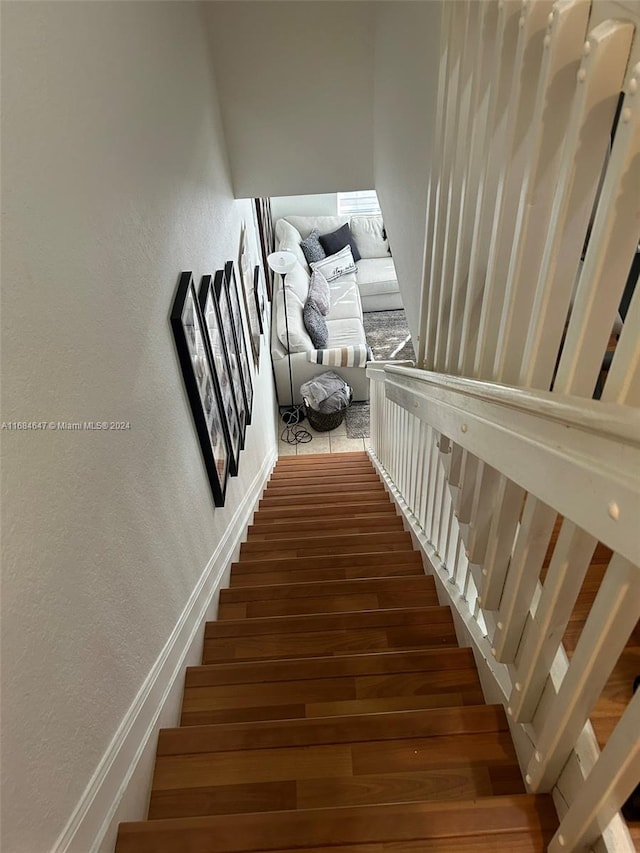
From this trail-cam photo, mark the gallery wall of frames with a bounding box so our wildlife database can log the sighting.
[170,232,270,507]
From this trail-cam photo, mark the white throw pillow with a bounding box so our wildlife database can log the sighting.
[275,287,313,353]
[350,215,390,259]
[310,246,357,282]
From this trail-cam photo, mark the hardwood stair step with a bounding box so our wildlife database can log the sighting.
[259,488,387,508]
[269,463,375,481]
[182,648,484,725]
[239,531,414,560]
[266,472,380,489]
[230,556,424,587]
[159,705,509,755]
[253,500,397,522]
[116,794,558,853]
[149,728,519,819]
[202,607,457,664]
[218,576,438,619]
[246,514,403,541]
[275,451,369,466]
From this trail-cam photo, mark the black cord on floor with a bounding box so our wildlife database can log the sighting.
[280,406,312,445]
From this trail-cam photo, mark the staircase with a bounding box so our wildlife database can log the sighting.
[116,451,558,852]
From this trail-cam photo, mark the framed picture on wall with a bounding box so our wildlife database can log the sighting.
[238,224,261,368]
[213,268,251,433]
[253,197,274,300]
[198,274,244,473]
[224,260,254,424]
[170,271,230,507]
[253,264,268,336]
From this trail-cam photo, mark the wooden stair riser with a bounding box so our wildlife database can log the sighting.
[159,705,508,755]
[239,532,414,560]
[259,489,387,508]
[181,665,486,726]
[116,795,558,853]
[260,481,387,499]
[218,588,438,619]
[253,500,396,522]
[246,515,404,541]
[149,762,524,820]
[266,473,380,490]
[150,731,519,812]
[275,451,368,465]
[219,575,436,606]
[233,550,422,574]
[231,566,424,587]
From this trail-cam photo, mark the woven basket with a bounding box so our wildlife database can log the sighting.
[304,405,345,432]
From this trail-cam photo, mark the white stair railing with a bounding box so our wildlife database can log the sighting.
[372,1,640,851]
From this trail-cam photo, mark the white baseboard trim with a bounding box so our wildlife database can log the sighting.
[51,449,277,853]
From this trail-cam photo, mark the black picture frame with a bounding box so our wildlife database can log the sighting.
[239,224,261,368]
[198,274,244,474]
[213,268,250,436]
[253,264,267,336]
[170,271,230,507]
[224,261,254,424]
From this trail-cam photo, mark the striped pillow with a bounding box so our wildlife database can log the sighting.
[307,344,371,368]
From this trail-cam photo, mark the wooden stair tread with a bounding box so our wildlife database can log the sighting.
[239,531,414,559]
[259,490,388,508]
[259,482,387,499]
[219,575,436,605]
[246,515,404,540]
[116,795,558,852]
[218,577,438,618]
[149,763,525,820]
[254,500,396,520]
[265,473,380,489]
[185,647,477,687]
[230,565,425,586]
[159,705,508,754]
[205,606,454,638]
[233,550,422,573]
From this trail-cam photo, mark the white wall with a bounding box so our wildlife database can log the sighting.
[271,193,338,223]
[205,2,375,198]
[373,2,443,344]
[0,3,277,852]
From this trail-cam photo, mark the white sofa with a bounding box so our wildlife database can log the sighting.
[275,215,402,313]
[270,215,402,406]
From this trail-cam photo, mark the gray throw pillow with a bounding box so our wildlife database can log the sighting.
[308,269,331,316]
[303,299,329,348]
[319,222,362,262]
[300,229,326,265]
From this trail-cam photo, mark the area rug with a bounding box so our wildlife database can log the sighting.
[345,401,370,439]
[363,309,416,362]
[345,309,415,439]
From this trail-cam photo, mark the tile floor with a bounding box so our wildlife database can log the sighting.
[277,414,370,457]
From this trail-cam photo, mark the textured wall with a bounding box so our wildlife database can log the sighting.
[205,2,375,198]
[0,3,277,851]
[373,2,443,347]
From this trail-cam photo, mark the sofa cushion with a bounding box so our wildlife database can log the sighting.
[303,300,329,348]
[355,257,398,297]
[308,269,331,315]
[282,262,310,304]
[274,219,309,270]
[326,316,367,348]
[310,246,357,282]
[285,215,349,240]
[319,223,362,262]
[327,273,361,320]
[275,287,313,353]
[300,229,326,265]
[351,215,390,258]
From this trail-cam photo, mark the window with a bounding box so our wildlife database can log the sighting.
[337,190,381,216]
